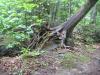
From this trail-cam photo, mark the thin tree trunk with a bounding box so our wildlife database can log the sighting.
[68,0,72,17]
[90,4,97,25]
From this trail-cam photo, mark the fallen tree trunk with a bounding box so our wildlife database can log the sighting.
[30,0,99,50]
[49,0,99,45]
[52,0,98,37]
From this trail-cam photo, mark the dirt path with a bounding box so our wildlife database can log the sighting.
[0,44,100,75]
[33,45,100,75]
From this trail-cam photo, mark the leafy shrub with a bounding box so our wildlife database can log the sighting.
[93,27,100,42]
[75,24,100,44]
[21,47,45,58]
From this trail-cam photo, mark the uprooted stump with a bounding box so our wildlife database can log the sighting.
[28,0,98,50]
[28,23,67,50]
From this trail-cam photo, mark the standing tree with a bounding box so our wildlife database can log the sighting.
[90,4,97,25]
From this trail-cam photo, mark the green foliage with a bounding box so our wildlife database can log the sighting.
[21,47,30,57]
[93,27,100,42]
[21,47,45,58]
[77,24,100,44]
[81,25,95,44]
[0,0,100,55]
[0,0,39,48]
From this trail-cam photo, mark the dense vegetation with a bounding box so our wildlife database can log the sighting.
[0,0,100,55]
[0,0,100,53]
[0,0,100,75]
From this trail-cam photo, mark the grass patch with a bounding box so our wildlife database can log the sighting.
[61,52,77,68]
[78,54,90,62]
[85,45,96,52]
[61,52,90,68]
[21,48,45,58]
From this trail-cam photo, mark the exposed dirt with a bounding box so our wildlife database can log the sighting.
[0,44,100,75]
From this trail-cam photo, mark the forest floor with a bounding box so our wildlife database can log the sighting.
[0,43,100,75]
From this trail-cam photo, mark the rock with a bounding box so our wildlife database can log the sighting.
[0,45,20,57]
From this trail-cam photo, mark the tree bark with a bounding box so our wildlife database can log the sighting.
[90,4,97,24]
[62,0,98,31]
[53,0,99,44]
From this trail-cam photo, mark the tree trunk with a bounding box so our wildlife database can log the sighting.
[62,0,98,32]
[49,0,99,44]
[90,4,97,25]
[56,0,98,44]
[68,0,72,17]
[30,0,99,49]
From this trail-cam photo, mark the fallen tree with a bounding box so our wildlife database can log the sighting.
[29,0,99,50]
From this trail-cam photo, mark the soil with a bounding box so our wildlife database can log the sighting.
[0,44,100,75]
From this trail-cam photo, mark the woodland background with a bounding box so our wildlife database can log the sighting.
[0,0,100,75]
